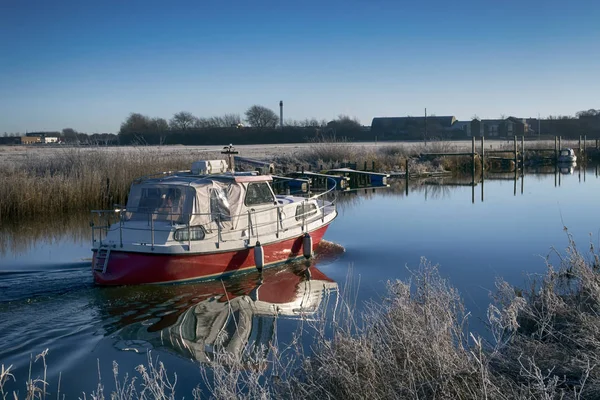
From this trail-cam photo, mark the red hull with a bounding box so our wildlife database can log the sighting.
[93,225,330,285]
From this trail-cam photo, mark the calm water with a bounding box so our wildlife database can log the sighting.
[1,166,599,397]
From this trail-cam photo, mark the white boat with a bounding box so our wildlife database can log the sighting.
[557,148,577,163]
[91,150,337,285]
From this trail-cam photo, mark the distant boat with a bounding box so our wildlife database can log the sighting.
[557,148,577,163]
[91,149,337,286]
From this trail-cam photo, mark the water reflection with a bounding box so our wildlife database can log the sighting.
[99,262,338,362]
[0,213,90,257]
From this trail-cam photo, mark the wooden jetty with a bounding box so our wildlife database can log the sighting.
[271,175,309,194]
[286,171,350,190]
[324,168,390,187]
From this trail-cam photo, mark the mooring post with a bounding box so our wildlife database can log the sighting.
[514,168,518,197]
[472,136,476,179]
[405,158,409,196]
[481,135,485,173]
[584,135,587,155]
[559,136,562,153]
[521,135,525,169]
[481,174,484,202]
[555,136,558,162]
[579,135,582,155]
[513,136,517,171]
[372,160,375,171]
[363,161,367,171]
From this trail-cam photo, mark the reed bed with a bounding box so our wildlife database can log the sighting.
[0,148,212,222]
[4,235,600,399]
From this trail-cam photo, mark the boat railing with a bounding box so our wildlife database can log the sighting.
[91,178,337,250]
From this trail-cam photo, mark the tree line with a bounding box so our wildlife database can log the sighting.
[119,105,362,134]
[117,105,365,145]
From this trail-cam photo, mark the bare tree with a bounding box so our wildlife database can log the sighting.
[222,113,241,127]
[244,105,279,128]
[169,111,197,130]
[150,117,169,131]
[327,114,362,130]
[576,109,600,118]
[61,128,79,143]
[120,113,152,134]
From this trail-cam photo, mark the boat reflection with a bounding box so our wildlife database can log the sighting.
[558,161,576,175]
[100,253,340,363]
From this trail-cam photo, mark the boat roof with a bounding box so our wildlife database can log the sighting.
[135,171,273,187]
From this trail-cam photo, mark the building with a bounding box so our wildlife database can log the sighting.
[371,116,457,139]
[468,117,529,137]
[43,136,59,144]
[20,136,41,144]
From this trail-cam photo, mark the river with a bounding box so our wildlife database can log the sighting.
[1,165,599,397]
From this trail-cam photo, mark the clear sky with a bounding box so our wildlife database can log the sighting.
[1,0,599,133]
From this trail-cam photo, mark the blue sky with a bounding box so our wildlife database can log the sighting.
[1,0,599,133]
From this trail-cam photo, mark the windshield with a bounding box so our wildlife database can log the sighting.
[125,184,194,223]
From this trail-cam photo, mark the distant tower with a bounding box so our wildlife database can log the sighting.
[279,100,284,130]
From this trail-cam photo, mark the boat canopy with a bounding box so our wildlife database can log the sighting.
[124,175,274,230]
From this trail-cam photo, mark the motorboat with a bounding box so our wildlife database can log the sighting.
[557,148,577,163]
[104,263,338,362]
[91,150,337,285]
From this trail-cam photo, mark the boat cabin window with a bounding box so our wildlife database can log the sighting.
[125,185,192,222]
[244,182,275,206]
[210,187,231,222]
[560,150,571,156]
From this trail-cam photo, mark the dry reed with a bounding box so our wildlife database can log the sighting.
[0,148,212,222]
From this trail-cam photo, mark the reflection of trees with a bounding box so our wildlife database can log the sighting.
[0,213,91,256]
[101,262,339,363]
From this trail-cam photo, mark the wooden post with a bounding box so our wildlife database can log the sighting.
[513,135,517,169]
[521,135,525,169]
[579,135,582,155]
[481,174,484,202]
[405,159,409,196]
[481,136,485,173]
[363,161,367,171]
[472,136,476,178]
[558,136,562,153]
[584,135,587,155]
[372,160,376,171]
[554,136,558,162]
[514,168,517,196]
[521,169,524,194]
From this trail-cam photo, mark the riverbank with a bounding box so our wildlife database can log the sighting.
[1,139,597,221]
